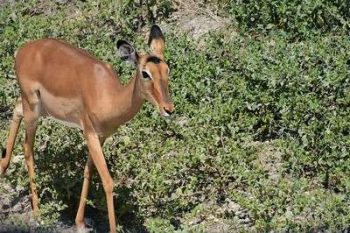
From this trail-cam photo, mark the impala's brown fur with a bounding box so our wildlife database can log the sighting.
[0,25,173,233]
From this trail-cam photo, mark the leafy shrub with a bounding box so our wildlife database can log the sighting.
[223,0,350,37]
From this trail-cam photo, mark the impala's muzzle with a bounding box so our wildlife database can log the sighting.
[160,102,175,117]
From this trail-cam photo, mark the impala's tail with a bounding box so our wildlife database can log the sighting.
[0,98,23,175]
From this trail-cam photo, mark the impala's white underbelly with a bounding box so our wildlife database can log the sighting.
[47,116,82,129]
[39,86,82,129]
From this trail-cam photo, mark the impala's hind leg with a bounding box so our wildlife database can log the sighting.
[0,98,23,175]
[75,154,94,233]
[22,94,41,216]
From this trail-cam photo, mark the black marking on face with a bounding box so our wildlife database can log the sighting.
[146,56,162,64]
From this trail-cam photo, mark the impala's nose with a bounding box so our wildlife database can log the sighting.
[162,103,174,117]
[164,107,173,116]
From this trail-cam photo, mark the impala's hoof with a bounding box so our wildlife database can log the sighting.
[76,218,95,233]
[77,225,94,233]
[76,225,86,233]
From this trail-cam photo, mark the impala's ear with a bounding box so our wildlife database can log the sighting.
[117,40,139,65]
[148,25,165,59]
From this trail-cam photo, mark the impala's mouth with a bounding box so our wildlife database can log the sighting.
[160,106,174,117]
[147,93,174,117]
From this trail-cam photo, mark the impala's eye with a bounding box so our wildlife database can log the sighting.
[142,71,151,79]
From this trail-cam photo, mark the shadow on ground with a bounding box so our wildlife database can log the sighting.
[0,132,147,233]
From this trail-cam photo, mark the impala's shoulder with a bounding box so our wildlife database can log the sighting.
[93,62,117,78]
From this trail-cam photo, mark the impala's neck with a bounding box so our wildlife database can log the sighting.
[121,73,144,114]
[109,73,144,129]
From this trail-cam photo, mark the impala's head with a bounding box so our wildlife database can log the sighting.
[117,25,174,117]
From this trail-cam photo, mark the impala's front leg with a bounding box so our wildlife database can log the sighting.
[83,120,116,233]
[75,137,106,232]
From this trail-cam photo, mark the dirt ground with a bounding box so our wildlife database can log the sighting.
[0,179,78,233]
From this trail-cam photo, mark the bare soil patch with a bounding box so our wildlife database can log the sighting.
[170,0,231,40]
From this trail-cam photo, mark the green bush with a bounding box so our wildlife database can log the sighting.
[224,0,350,37]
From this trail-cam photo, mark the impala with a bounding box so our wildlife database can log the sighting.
[0,25,174,232]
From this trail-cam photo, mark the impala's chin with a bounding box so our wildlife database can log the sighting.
[160,109,171,117]
[159,105,174,118]
[146,95,174,117]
